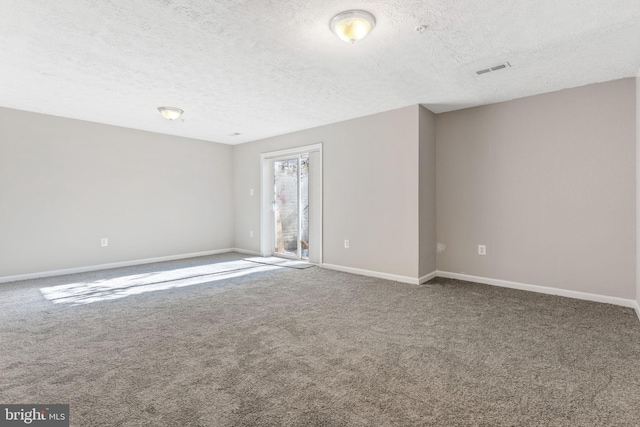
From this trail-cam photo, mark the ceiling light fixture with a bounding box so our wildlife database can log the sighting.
[157,106,183,120]
[330,10,376,44]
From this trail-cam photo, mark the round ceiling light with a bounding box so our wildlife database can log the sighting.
[330,10,376,44]
[157,106,183,120]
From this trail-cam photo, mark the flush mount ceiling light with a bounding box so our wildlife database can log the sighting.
[330,10,376,44]
[157,106,183,120]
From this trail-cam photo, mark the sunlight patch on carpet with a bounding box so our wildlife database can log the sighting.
[40,260,281,305]
[245,257,314,269]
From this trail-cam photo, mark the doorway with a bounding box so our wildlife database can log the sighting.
[261,144,322,264]
[273,155,309,259]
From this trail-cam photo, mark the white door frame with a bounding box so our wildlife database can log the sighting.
[260,143,323,264]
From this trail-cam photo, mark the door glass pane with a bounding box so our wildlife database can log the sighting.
[300,155,309,259]
[274,159,298,257]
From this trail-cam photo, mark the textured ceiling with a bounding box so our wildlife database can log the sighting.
[1,0,640,144]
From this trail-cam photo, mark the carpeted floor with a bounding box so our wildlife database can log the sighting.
[1,252,639,426]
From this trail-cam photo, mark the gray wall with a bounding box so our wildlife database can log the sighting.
[234,106,421,279]
[637,73,640,308]
[436,79,636,299]
[419,106,437,277]
[0,108,234,277]
[3,79,636,302]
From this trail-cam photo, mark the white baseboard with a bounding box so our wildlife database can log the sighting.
[322,263,426,285]
[437,270,638,310]
[0,249,235,284]
[419,271,438,284]
[4,251,638,322]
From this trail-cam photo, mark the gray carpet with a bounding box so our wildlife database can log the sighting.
[1,252,639,426]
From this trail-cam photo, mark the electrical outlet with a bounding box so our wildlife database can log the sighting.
[101,238,108,247]
[249,188,254,196]
[344,240,349,249]
[249,231,253,238]
[478,245,486,255]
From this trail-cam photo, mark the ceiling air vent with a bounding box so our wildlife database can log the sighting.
[476,62,511,76]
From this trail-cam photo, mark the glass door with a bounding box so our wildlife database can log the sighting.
[273,155,309,259]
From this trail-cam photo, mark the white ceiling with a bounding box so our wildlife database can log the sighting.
[1,0,640,145]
